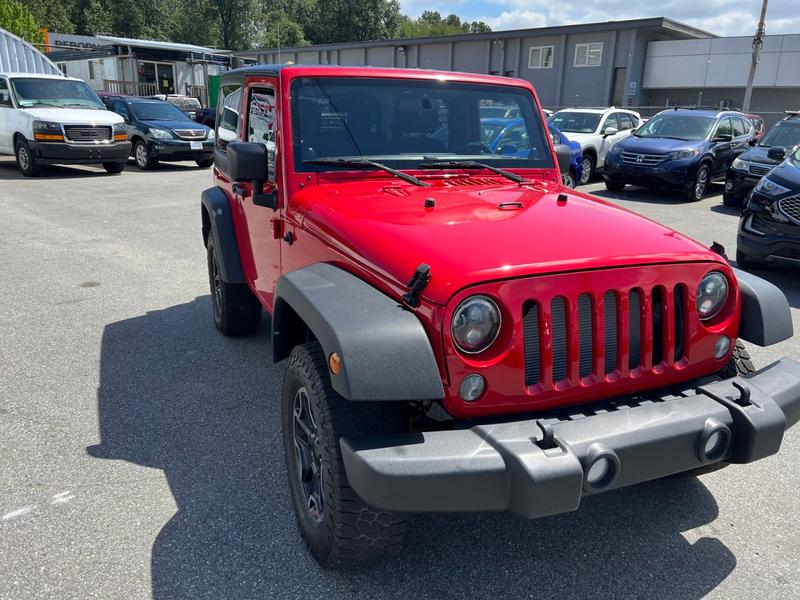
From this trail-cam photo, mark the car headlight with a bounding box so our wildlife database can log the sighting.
[696,272,729,320]
[754,176,789,197]
[206,129,215,140]
[451,295,501,354]
[32,120,62,132]
[149,128,172,139]
[732,157,749,171]
[669,148,700,160]
[607,143,620,155]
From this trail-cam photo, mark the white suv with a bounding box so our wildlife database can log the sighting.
[548,107,641,185]
[0,72,130,176]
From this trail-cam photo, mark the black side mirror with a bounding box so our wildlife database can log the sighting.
[228,142,277,209]
[767,146,787,161]
[748,138,757,146]
[555,144,571,175]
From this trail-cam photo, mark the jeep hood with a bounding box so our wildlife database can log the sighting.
[301,179,719,305]
[19,107,123,126]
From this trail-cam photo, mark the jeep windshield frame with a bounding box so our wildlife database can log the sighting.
[289,76,553,174]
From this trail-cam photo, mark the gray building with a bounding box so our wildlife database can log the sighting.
[238,18,713,109]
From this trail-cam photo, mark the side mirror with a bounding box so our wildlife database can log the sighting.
[228,142,277,209]
[499,143,518,155]
[555,144,571,175]
[603,127,618,137]
[748,138,757,147]
[714,134,732,143]
[767,146,787,161]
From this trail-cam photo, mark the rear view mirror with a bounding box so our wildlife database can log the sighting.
[555,144,571,175]
[767,146,787,161]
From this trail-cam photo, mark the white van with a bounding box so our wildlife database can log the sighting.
[0,72,131,176]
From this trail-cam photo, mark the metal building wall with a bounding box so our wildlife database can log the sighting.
[0,27,62,75]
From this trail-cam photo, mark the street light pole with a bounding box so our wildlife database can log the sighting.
[742,0,768,113]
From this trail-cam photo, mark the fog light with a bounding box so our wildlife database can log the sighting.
[714,335,731,359]
[587,457,612,485]
[704,431,724,457]
[725,182,733,191]
[697,420,731,462]
[459,374,485,402]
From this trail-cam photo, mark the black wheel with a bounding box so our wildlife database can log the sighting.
[716,339,756,379]
[133,140,156,170]
[605,179,626,192]
[195,158,214,168]
[722,192,743,208]
[579,154,595,185]
[15,138,41,177]
[282,342,408,569]
[103,161,126,174]
[206,233,261,336]
[684,163,710,202]
[562,170,576,189]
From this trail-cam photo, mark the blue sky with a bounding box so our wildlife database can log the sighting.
[398,0,799,37]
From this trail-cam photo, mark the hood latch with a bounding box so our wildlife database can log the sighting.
[402,264,431,308]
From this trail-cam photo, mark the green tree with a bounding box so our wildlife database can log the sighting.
[210,0,255,49]
[397,10,491,38]
[305,0,401,44]
[0,0,44,44]
[19,0,75,34]
[75,0,112,34]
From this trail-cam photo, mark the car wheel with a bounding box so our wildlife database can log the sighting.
[580,154,595,185]
[685,164,710,202]
[722,192,744,208]
[102,161,126,174]
[282,342,408,569]
[15,138,42,177]
[195,158,214,168]
[562,170,576,189]
[206,232,261,336]
[605,179,626,192]
[133,140,156,170]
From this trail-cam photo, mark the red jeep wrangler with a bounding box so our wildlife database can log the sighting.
[201,65,800,568]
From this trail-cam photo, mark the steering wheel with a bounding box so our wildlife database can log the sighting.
[454,142,493,155]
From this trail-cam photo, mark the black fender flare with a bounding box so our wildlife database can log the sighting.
[734,267,793,346]
[201,187,245,283]
[273,263,445,401]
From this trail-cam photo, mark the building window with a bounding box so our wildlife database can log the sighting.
[528,46,554,69]
[88,59,103,79]
[57,63,68,76]
[574,42,603,67]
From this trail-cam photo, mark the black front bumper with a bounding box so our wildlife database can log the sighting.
[148,139,214,161]
[603,158,696,189]
[342,358,800,518]
[725,169,760,201]
[737,193,800,264]
[31,141,132,165]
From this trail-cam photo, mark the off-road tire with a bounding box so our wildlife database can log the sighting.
[282,342,408,569]
[716,339,756,379]
[103,161,126,174]
[684,163,710,202]
[206,233,261,336]
[605,179,626,192]
[133,140,156,170]
[580,153,595,185]
[196,158,214,168]
[15,138,42,177]
[722,192,744,208]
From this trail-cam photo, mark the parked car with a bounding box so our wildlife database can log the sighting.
[547,107,641,185]
[200,64,799,569]
[603,108,753,202]
[746,113,766,142]
[737,145,800,268]
[107,97,214,169]
[724,111,800,207]
[96,90,130,109]
[194,106,216,127]
[149,94,203,120]
[479,103,520,119]
[0,72,130,176]
[549,125,583,188]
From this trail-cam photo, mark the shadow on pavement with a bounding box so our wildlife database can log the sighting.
[89,297,736,599]
[592,183,724,206]
[0,158,117,180]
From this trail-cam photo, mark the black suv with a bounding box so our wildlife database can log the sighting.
[737,145,800,268]
[724,111,800,207]
[108,97,214,169]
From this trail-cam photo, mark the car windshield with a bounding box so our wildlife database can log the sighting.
[634,114,716,141]
[759,123,800,148]
[547,112,602,133]
[11,78,104,109]
[130,101,191,121]
[291,77,553,171]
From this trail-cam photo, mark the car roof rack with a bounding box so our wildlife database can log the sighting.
[785,110,800,118]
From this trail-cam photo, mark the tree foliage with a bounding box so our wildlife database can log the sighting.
[11,0,490,50]
[0,0,44,44]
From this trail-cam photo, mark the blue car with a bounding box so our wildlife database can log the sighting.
[737,145,800,268]
[603,109,753,201]
[482,117,583,187]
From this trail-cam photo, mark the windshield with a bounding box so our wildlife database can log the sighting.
[130,101,191,121]
[291,77,553,171]
[547,112,602,134]
[11,78,104,109]
[634,114,716,141]
[759,123,800,148]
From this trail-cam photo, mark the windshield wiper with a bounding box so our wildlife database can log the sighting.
[417,160,530,184]
[304,158,430,187]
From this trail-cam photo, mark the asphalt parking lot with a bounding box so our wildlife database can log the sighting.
[1,157,799,600]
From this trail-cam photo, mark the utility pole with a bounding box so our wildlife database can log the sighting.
[742,0,768,113]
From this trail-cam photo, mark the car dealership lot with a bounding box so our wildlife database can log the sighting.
[1,158,798,599]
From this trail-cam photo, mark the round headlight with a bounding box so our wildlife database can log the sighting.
[451,295,501,354]
[696,271,729,320]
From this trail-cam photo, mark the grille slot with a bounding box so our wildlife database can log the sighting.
[578,294,593,378]
[620,151,667,166]
[749,162,772,176]
[778,195,800,225]
[628,290,641,370]
[174,129,206,139]
[652,287,664,366]
[674,285,685,362]
[551,297,568,383]
[603,292,618,374]
[522,302,540,386]
[63,125,111,142]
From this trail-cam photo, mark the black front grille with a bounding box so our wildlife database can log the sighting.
[578,294,593,378]
[551,297,568,382]
[603,291,618,374]
[63,125,111,142]
[778,195,800,225]
[620,152,667,166]
[522,303,540,386]
[749,162,773,176]
[628,290,641,369]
